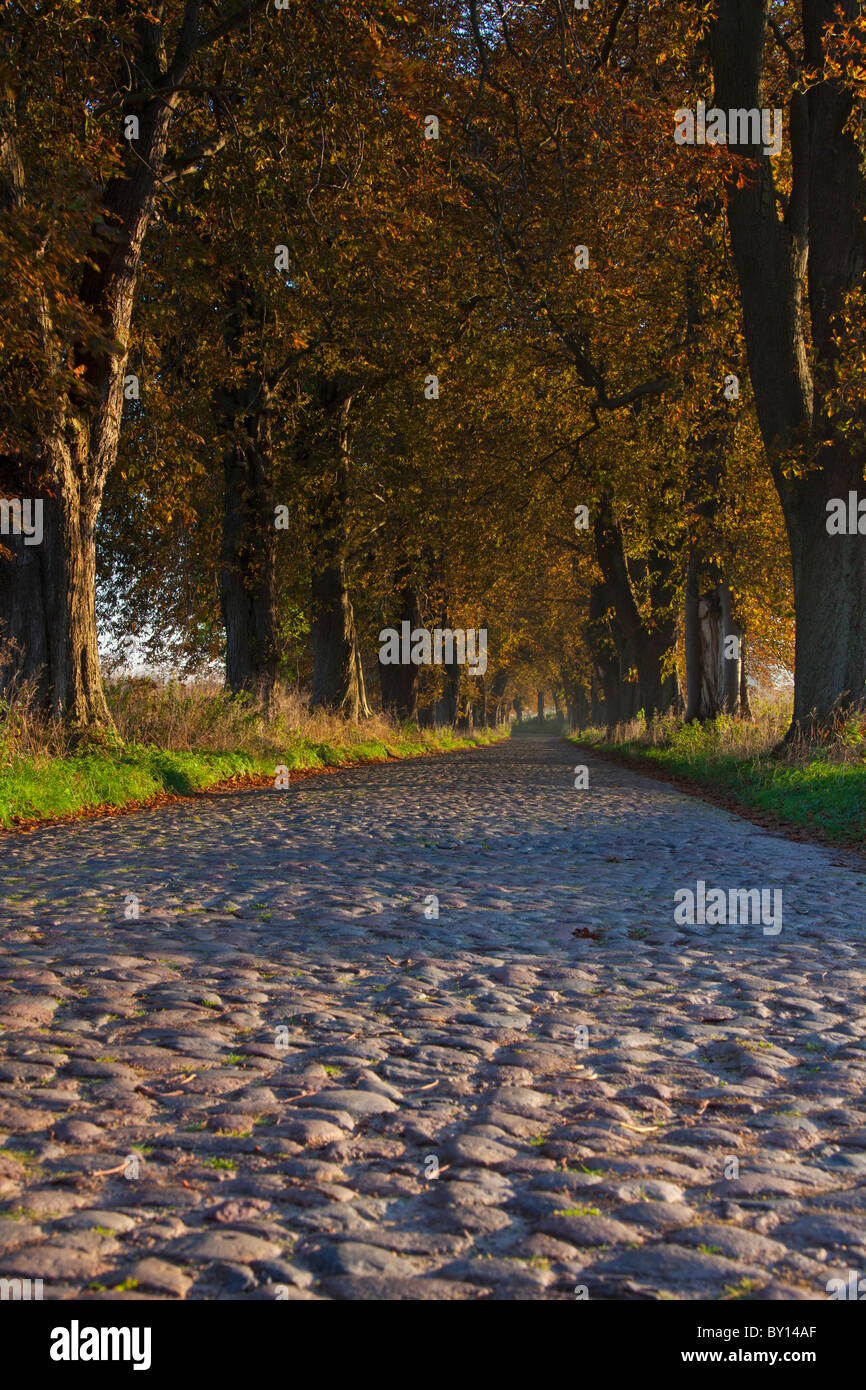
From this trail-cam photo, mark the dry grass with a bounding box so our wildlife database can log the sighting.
[105,677,407,756]
[593,693,791,759]
[572,689,866,846]
[0,662,65,762]
[0,665,505,827]
[0,661,480,762]
[580,688,866,767]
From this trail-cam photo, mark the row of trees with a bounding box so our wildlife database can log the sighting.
[1,1,863,741]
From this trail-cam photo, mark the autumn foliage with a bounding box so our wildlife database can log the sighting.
[1,2,864,739]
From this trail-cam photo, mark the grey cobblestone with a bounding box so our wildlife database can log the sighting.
[1,735,865,1300]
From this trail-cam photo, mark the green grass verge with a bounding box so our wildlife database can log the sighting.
[570,731,866,847]
[0,728,504,829]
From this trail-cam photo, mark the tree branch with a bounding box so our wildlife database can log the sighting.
[189,0,270,60]
[161,132,229,182]
[597,0,629,68]
[267,338,324,393]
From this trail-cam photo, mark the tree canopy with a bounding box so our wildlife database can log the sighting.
[4,1,865,738]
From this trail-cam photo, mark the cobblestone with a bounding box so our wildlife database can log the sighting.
[1,735,865,1300]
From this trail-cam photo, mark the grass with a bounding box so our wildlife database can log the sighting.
[0,674,506,828]
[569,696,866,848]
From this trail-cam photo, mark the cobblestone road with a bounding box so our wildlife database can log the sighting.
[1,734,865,1300]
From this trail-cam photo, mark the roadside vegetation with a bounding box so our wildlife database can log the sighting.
[0,675,504,829]
[568,696,866,849]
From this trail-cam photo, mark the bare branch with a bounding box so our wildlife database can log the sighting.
[267,338,325,393]
[189,0,270,60]
[596,0,629,68]
[769,18,802,75]
[161,132,229,183]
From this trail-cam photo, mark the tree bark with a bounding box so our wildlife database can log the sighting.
[437,657,460,725]
[563,674,588,732]
[684,547,703,722]
[584,581,639,736]
[0,3,247,731]
[687,582,750,720]
[592,499,681,724]
[216,277,279,704]
[718,584,742,715]
[710,0,866,736]
[589,669,604,726]
[378,562,422,721]
[698,589,724,718]
[308,388,370,720]
[486,667,509,725]
[0,453,111,729]
[739,634,752,717]
[219,434,278,704]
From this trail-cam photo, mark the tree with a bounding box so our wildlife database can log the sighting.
[709,0,866,736]
[0,0,270,732]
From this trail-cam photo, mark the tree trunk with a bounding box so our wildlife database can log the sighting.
[636,626,681,722]
[219,435,278,704]
[684,548,702,722]
[739,634,752,718]
[563,674,588,732]
[698,589,724,719]
[309,389,370,720]
[0,13,213,731]
[487,667,509,725]
[215,278,280,705]
[310,554,370,720]
[0,453,111,730]
[439,658,460,725]
[585,581,633,734]
[378,566,422,721]
[718,585,742,715]
[589,670,604,725]
[710,0,866,737]
[659,674,680,718]
[592,498,681,723]
[691,582,748,720]
[536,689,545,721]
[786,472,866,732]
